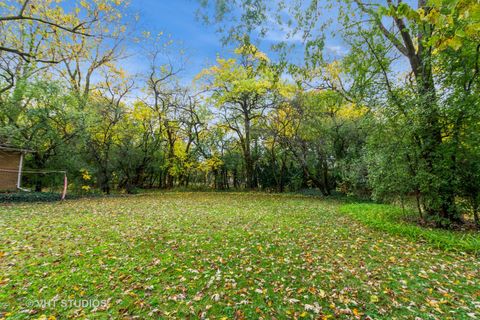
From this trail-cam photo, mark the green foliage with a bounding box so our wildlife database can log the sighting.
[196,39,293,189]
[0,192,64,203]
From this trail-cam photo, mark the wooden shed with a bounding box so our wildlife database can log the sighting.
[0,145,32,191]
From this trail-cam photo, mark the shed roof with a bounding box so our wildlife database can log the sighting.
[0,144,34,153]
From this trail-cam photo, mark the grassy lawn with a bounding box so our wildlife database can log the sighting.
[340,203,480,254]
[0,192,479,319]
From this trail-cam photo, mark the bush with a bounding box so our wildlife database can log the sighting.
[0,192,65,203]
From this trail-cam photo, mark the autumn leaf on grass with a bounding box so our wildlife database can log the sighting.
[318,289,327,298]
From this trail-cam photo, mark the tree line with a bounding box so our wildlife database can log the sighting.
[0,0,479,227]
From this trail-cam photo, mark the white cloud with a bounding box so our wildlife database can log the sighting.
[262,28,304,43]
[260,12,303,43]
[325,44,349,56]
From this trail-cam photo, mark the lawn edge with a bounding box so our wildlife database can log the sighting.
[339,203,480,255]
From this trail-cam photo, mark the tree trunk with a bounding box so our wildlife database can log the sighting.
[279,155,287,193]
[415,189,423,220]
[233,168,239,189]
[243,109,257,189]
[166,141,175,189]
[360,0,460,225]
[416,70,459,223]
[244,154,255,189]
[404,11,459,224]
[321,159,331,196]
[472,197,479,227]
[99,168,110,195]
[223,168,229,189]
[32,153,46,192]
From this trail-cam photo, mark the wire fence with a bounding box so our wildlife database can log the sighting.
[0,168,67,200]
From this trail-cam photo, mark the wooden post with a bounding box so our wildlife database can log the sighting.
[61,173,68,200]
[17,152,23,189]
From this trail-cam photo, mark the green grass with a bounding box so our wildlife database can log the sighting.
[340,203,480,254]
[1,192,479,319]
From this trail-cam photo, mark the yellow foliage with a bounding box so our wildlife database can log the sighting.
[80,169,91,181]
[199,156,224,172]
[325,61,341,80]
[337,103,368,120]
[234,43,270,62]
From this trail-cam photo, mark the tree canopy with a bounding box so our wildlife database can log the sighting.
[0,0,478,227]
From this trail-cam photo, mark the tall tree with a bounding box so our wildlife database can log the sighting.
[85,71,134,194]
[0,0,126,62]
[197,40,285,189]
[198,0,480,225]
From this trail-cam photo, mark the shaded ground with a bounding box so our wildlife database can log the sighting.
[0,192,479,319]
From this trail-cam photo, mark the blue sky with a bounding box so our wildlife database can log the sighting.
[89,0,414,99]
[122,0,349,83]
[125,0,232,81]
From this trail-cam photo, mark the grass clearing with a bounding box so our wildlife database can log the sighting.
[340,203,480,254]
[1,192,479,319]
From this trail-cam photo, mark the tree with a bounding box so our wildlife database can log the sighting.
[0,0,126,62]
[199,0,480,225]
[347,0,480,224]
[197,40,287,189]
[142,42,185,188]
[114,100,162,191]
[0,0,128,98]
[269,90,367,195]
[85,72,134,194]
[0,79,79,191]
